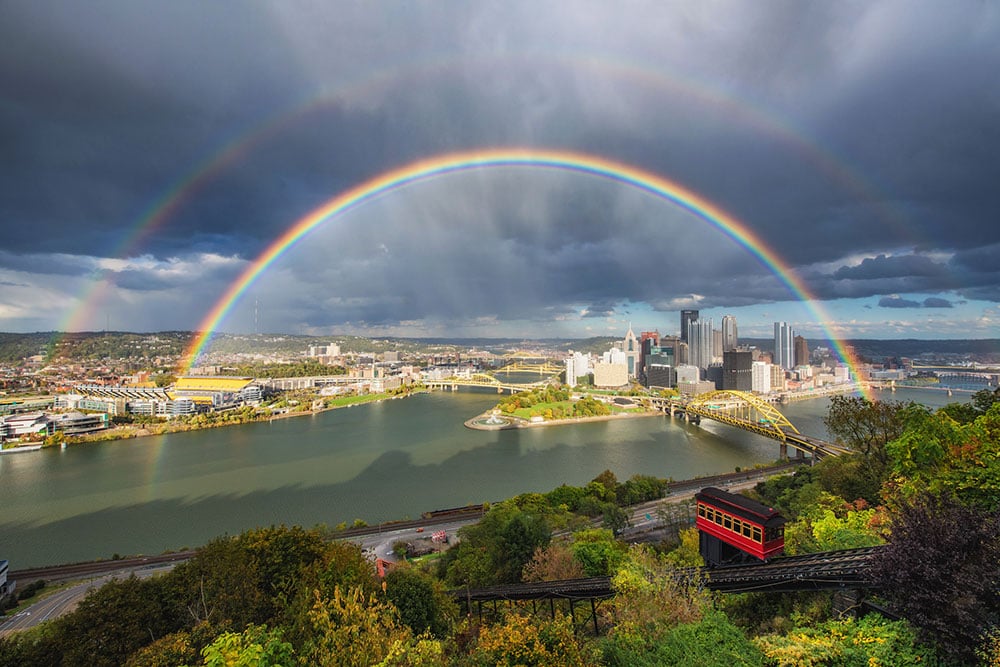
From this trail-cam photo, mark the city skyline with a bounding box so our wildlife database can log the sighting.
[2,3,999,342]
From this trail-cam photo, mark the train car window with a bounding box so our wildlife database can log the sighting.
[732,519,741,534]
[698,504,705,517]
[742,524,752,538]
[752,527,762,542]
[715,512,723,525]
[723,516,732,530]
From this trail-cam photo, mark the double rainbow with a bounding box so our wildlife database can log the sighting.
[178,148,865,391]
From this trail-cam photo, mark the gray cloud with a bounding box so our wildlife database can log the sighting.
[0,1,998,334]
[879,296,922,309]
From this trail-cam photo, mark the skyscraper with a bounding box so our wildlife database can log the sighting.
[774,322,794,370]
[794,335,809,367]
[623,324,638,379]
[688,318,714,371]
[722,349,752,391]
[680,310,699,343]
[721,315,738,352]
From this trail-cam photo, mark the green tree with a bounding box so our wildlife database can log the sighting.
[383,567,456,638]
[604,610,764,667]
[200,624,294,667]
[441,504,551,587]
[822,395,913,503]
[571,528,626,577]
[53,576,176,667]
[754,614,941,667]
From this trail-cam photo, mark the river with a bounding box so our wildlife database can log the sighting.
[0,386,959,567]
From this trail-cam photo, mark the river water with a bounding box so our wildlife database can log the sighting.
[0,386,957,567]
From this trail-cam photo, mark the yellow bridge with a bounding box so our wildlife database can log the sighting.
[648,390,853,459]
[425,360,564,394]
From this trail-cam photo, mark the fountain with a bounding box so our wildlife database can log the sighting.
[468,409,515,430]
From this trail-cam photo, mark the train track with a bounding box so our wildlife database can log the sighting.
[9,550,197,584]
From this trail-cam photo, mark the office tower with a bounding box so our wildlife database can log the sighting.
[638,331,660,384]
[713,329,723,360]
[794,335,809,367]
[688,318,714,371]
[752,361,772,393]
[680,310,699,342]
[623,324,638,378]
[722,315,738,352]
[642,344,675,387]
[722,349,753,391]
[774,321,795,370]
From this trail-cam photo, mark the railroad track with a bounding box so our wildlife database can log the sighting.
[9,550,196,584]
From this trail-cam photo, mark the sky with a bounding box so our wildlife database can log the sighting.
[1,1,999,342]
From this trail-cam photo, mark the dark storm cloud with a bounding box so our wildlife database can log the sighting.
[1,1,999,333]
[832,254,947,281]
[879,296,921,309]
[922,297,953,308]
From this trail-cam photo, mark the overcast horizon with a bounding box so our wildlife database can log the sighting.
[2,2,999,343]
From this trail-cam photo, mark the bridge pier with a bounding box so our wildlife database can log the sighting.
[779,442,788,460]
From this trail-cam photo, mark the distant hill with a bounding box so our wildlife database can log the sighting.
[0,331,996,365]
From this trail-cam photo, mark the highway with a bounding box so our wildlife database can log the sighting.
[0,565,173,637]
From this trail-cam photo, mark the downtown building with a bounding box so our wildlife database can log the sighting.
[721,315,738,352]
[721,349,753,391]
[688,318,714,371]
[774,322,795,370]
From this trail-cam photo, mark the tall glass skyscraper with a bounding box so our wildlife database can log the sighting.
[774,321,795,370]
[688,318,714,371]
[721,315,738,352]
[680,310,699,343]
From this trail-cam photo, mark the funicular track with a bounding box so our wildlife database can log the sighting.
[449,546,884,628]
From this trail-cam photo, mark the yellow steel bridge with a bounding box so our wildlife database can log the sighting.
[648,390,852,459]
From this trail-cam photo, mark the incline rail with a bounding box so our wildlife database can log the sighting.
[449,545,884,603]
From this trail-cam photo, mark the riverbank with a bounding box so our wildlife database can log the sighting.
[25,388,427,450]
[466,407,660,430]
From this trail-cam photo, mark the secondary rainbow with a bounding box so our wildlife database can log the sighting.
[179,148,867,392]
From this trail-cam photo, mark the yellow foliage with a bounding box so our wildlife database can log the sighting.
[470,612,595,666]
[301,586,444,667]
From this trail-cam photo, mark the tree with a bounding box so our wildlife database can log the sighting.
[822,395,914,503]
[441,504,550,587]
[870,491,1000,664]
[571,528,626,577]
[200,624,295,667]
[604,610,764,667]
[522,542,586,582]
[53,575,176,667]
[469,612,597,666]
[383,567,456,638]
[299,587,442,667]
[886,401,1000,509]
[754,615,940,667]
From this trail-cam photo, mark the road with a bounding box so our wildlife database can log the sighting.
[0,565,174,637]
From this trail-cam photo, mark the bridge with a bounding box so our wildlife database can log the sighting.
[647,390,852,459]
[424,373,551,394]
[425,360,564,394]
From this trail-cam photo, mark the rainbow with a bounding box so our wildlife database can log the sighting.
[178,147,868,393]
[59,52,911,337]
